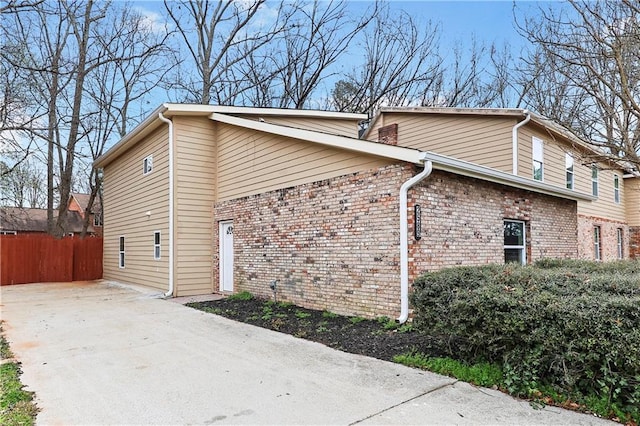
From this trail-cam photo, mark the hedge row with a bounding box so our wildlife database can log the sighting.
[410,260,640,421]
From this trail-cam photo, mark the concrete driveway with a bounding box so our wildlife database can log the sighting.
[1,281,612,425]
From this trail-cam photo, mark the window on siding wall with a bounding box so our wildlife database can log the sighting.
[532,137,544,181]
[119,236,125,268]
[613,174,620,203]
[591,166,599,197]
[154,231,161,260]
[504,220,526,265]
[565,153,574,189]
[594,226,601,261]
[617,228,623,259]
[143,155,153,175]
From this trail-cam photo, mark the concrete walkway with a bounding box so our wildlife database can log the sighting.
[0,281,613,425]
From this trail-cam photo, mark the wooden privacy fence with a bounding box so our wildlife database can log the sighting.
[0,234,103,285]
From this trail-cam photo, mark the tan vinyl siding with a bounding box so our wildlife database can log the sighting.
[375,113,515,173]
[102,126,169,291]
[173,116,216,296]
[576,165,626,222]
[238,115,360,138]
[216,123,391,201]
[625,177,640,226]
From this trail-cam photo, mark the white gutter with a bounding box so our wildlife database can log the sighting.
[512,110,530,175]
[158,113,174,298]
[398,157,433,324]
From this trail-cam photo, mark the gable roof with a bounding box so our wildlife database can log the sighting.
[69,193,101,213]
[94,104,366,169]
[0,207,94,234]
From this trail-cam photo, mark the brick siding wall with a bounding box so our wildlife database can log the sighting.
[214,164,579,318]
[630,227,640,259]
[577,215,630,260]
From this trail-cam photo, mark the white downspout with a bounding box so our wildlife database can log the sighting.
[158,112,174,298]
[512,110,530,175]
[398,157,433,324]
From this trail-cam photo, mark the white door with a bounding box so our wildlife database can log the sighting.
[219,221,234,292]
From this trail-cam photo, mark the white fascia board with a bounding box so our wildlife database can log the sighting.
[164,103,366,120]
[424,151,596,202]
[209,112,424,164]
[94,104,168,169]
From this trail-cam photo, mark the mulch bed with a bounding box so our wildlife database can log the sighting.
[187,297,445,362]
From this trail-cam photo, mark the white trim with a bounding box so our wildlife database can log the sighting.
[143,155,153,175]
[504,220,526,265]
[532,136,544,181]
[423,151,595,201]
[154,231,161,260]
[209,112,425,165]
[613,174,620,204]
[118,235,125,269]
[398,159,433,324]
[594,226,602,261]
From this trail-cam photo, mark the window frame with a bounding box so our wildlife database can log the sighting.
[594,226,601,261]
[93,211,103,227]
[617,228,623,259]
[143,155,153,175]
[119,236,125,268]
[591,166,599,197]
[532,137,544,181]
[154,231,161,260]
[613,174,620,204]
[565,153,574,190]
[504,219,526,265]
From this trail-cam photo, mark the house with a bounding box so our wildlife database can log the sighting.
[94,104,639,319]
[68,193,103,236]
[0,207,95,236]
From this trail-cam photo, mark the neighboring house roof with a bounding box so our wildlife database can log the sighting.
[95,104,595,203]
[0,207,94,234]
[69,193,101,215]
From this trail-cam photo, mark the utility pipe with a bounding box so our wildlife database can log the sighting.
[158,112,174,298]
[398,157,433,324]
[511,110,530,175]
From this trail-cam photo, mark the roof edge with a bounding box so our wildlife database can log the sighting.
[425,151,595,202]
[209,112,424,165]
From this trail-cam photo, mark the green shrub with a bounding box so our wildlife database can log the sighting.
[410,261,640,422]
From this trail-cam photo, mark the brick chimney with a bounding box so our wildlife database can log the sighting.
[378,123,398,146]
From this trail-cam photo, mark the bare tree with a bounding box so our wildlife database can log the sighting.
[329,7,441,114]
[165,0,287,105]
[76,5,174,236]
[518,0,640,169]
[0,156,46,208]
[3,0,176,237]
[269,0,375,109]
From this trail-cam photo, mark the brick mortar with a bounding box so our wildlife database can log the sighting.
[578,215,630,260]
[214,165,579,318]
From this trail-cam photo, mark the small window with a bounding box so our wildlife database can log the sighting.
[93,211,103,227]
[565,153,574,189]
[504,220,526,265]
[0,230,17,235]
[143,155,153,175]
[154,231,161,260]
[532,137,544,181]
[613,174,620,204]
[594,226,601,261]
[592,166,599,197]
[119,236,125,268]
[617,228,623,259]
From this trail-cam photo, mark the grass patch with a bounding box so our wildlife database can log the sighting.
[349,316,366,324]
[227,291,254,301]
[0,324,38,425]
[393,352,503,388]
